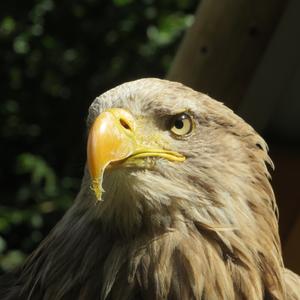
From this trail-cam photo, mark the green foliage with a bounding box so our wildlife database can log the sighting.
[0,0,198,274]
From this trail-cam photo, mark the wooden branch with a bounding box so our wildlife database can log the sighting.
[167,0,288,109]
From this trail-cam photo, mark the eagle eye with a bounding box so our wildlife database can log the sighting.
[169,113,193,136]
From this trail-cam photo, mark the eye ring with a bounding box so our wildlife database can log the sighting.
[169,112,193,137]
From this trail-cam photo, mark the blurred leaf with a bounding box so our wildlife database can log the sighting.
[13,35,30,54]
[113,0,134,7]
[0,218,9,232]
[30,214,43,228]
[0,250,26,272]
[0,16,16,36]
[0,236,7,254]
[16,153,57,197]
[147,14,194,47]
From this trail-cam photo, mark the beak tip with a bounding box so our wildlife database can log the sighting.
[91,179,104,201]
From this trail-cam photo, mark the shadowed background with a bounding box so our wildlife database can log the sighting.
[0,0,299,275]
[0,0,198,274]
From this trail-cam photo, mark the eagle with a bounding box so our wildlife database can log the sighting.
[1,78,299,299]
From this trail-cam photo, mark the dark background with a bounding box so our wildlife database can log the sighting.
[0,0,198,273]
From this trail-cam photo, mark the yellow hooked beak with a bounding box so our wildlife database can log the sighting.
[87,108,185,200]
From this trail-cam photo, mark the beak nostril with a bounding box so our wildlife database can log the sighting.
[120,118,131,130]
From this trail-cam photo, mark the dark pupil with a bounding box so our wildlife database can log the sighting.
[174,119,184,129]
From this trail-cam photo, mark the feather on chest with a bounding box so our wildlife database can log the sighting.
[13,219,278,300]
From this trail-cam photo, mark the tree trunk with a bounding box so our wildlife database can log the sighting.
[167,0,288,109]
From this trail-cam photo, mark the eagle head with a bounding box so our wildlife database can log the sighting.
[83,78,276,238]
